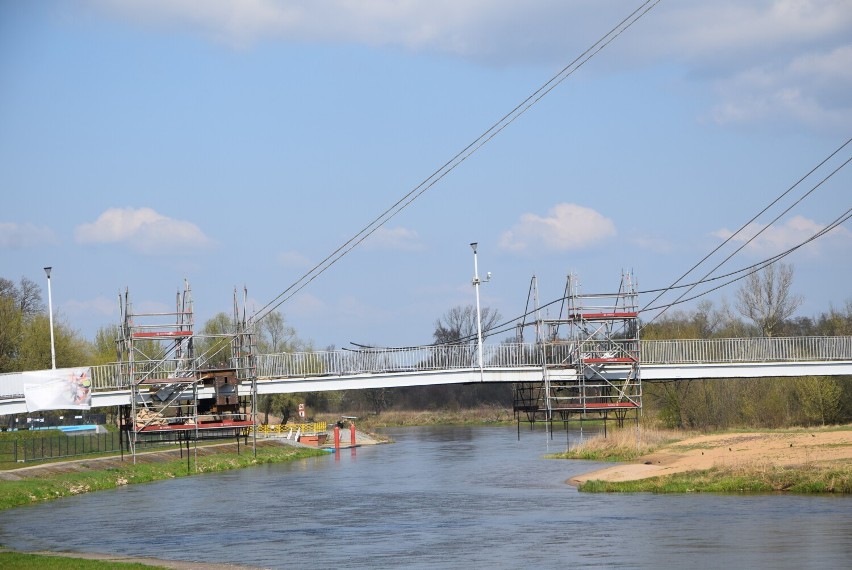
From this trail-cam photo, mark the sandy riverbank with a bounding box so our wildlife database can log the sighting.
[570,427,852,485]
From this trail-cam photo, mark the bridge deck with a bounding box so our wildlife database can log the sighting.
[1,337,850,414]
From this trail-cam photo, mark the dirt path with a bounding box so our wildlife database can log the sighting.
[570,428,852,485]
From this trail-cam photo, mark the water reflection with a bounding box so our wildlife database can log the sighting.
[0,425,850,569]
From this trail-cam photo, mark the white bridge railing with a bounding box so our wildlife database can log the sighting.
[2,336,851,398]
[256,343,543,379]
[642,336,852,364]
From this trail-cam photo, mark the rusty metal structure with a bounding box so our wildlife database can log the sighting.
[513,272,641,438]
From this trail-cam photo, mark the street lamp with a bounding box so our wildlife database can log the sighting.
[44,267,56,370]
[470,243,489,382]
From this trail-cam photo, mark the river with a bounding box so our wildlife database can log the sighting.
[1,426,850,569]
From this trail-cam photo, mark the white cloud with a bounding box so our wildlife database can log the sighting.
[630,234,675,254]
[88,0,550,56]
[64,296,117,317]
[0,222,56,249]
[281,292,328,325]
[277,250,312,268]
[364,226,425,251]
[74,207,213,254]
[86,0,852,131]
[713,215,852,256]
[499,203,616,253]
[711,44,852,130]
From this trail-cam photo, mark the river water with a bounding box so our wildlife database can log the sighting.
[1,426,850,569]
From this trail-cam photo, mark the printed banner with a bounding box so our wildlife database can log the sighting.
[24,367,93,412]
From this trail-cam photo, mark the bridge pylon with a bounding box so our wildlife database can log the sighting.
[513,272,641,440]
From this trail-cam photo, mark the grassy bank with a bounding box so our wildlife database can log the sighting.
[579,463,852,494]
[327,406,515,429]
[566,425,852,494]
[0,444,326,512]
[550,427,688,462]
[0,551,166,569]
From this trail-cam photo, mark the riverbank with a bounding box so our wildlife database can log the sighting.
[324,406,514,428]
[0,549,265,569]
[568,425,852,493]
[0,440,327,511]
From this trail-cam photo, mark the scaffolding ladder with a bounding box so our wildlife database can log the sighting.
[119,281,198,462]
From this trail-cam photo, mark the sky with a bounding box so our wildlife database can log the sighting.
[2,0,851,350]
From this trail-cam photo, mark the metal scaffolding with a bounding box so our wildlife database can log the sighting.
[118,282,257,464]
[119,281,197,462]
[513,272,641,438]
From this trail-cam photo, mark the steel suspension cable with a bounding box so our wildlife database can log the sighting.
[641,139,852,328]
[642,206,852,314]
[248,1,663,326]
[642,137,852,317]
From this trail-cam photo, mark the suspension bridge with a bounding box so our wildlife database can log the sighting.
[1,336,850,416]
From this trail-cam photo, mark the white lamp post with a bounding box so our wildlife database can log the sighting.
[44,267,56,370]
[470,243,486,382]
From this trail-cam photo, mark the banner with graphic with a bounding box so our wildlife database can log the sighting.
[24,367,93,412]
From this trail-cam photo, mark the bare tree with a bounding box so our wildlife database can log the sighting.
[735,263,803,337]
[0,276,43,318]
[259,311,299,353]
[433,305,501,344]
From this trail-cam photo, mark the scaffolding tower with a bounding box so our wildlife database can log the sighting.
[513,272,641,437]
[118,282,257,463]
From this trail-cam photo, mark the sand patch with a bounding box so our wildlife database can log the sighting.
[570,428,852,484]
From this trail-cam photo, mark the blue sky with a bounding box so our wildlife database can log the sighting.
[2,1,851,349]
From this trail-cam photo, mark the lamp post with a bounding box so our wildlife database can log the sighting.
[44,267,56,370]
[470,243,485,382]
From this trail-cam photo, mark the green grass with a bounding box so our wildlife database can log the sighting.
[0,551,165,569]
[0,445,326,512]
[578,463,852,494]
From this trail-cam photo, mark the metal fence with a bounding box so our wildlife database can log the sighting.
[0,431,124,464]
[256,343,544,378]
[641,336,852,364]
[0,429,248,465]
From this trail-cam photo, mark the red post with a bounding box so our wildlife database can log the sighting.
[333,425,341,451]
[350,422,356,445]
